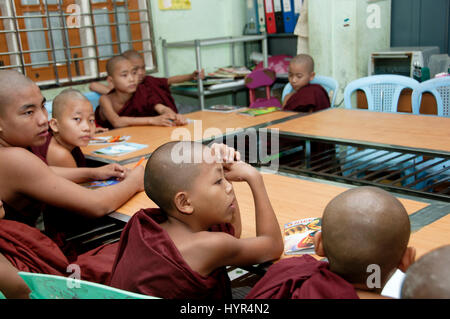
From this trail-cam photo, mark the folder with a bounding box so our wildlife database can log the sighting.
[273,0,284,33]
[256,0,266,34]
[245,0,259,35]
[281,0,296,33]
[264,0,276,34]
[293,0,303,27]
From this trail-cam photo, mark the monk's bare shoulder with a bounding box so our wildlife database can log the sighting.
[47,139,76,167]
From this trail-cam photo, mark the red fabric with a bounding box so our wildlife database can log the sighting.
[109,208,233,299]
[0,219,118,285]
[30,131,86,167]
[246,255,359,299]
[95,76,178,129]
[0,219,68,276]
[284,84,330,113]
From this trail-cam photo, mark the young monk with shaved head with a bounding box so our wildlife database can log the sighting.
[0,70,144,289]
[282,53,330,112]
[95,54,189,129]
[401,245,450,299]
[247,186,416,299]
[109,141,284,299]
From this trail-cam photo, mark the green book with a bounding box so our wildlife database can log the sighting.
[238,107,281,116]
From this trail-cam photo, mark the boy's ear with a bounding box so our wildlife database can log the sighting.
[313,231,326,257]
[173,191,194,215]
[309,71,316,82]
[106,76,114,86]
[398,246,416,273]
[48,118,59,133]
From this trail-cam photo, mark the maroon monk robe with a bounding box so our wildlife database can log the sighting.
[283,83,330,113]
[95,75,178,129]
[246,255,359,299]
[109,208,233,299]
[0,219,119,285]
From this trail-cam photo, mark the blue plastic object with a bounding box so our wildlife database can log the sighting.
[344,74,419,112]
[411,76,450,117]
[281,75,339,107]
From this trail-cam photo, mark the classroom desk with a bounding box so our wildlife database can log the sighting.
[264,108,450,201]
[266,108,450,156]
[82,110,298,165]
[111,169,446,260]
[409,213,450,260]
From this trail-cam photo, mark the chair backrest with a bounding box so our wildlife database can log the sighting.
[411,76,450,116]
[245,68,281,108]
[281,75,339,107]
[18,272,158,299]
[344,74,419,112]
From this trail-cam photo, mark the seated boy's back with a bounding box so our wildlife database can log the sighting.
[109,142,284,298]
[247,186,415,299]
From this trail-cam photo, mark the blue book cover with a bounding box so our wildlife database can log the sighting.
[281,0,296,33]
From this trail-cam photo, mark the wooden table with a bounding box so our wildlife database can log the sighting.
[82,110,297,165]
[409,213,450,259]
[266,108,450,156]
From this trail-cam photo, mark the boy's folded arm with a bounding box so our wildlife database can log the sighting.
[202,232,281,273]
[99,96,152,128]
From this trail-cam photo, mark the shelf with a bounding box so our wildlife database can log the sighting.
[162,35,268,110]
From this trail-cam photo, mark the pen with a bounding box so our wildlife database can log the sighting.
[110,136,120,143]
[133,157,145,169]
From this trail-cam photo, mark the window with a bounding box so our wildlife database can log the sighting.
[0,0,156,86]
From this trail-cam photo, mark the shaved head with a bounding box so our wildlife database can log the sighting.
[122,50,143,61]
[290,54,314,73]
[106,55,130,76]
[144,141,212,212]
[0,70,35,116]
[401,245,450,298]
[52,88,90,120]
[322,186,410,285]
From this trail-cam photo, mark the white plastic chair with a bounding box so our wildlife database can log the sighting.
[411,76,450,117]
[281,75,339,107]
[344,74,419,113]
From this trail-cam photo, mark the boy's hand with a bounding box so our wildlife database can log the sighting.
[93,163,127,181]
[125,165,145,192]
[173,113,187,126]
[192,69,205,81]
[149,113,176,127]
[223,161,259,183]
[210,143,241,163]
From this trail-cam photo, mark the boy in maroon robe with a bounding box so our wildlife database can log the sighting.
[0,70,145,287]
[109,142,284,298]
[282,54,330,113]
[30,89,132,256]
[401,245,450,299]
[246,186,416,299]
[94,51,202,129]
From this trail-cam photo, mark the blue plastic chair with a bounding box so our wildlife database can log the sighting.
[344,74,419,112]
[411,76,450,117]
[281,75,339,107]
[11,272,158,299]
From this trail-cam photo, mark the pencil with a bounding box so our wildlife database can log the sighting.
[110,135,120,143]
[133,157,145,169]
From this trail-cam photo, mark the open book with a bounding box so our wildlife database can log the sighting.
[93,142,148,156]
[284,217,321,255]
